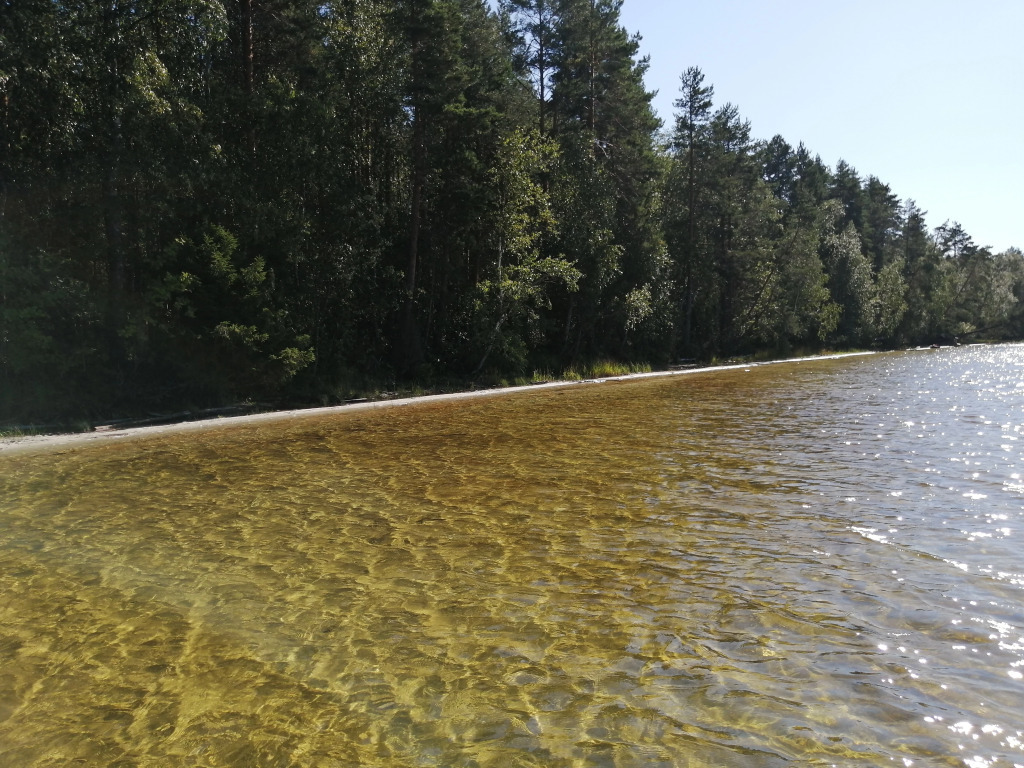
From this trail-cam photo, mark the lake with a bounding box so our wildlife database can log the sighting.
[0,346,1022,767]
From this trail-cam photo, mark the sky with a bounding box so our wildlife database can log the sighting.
[615,0,1023,252]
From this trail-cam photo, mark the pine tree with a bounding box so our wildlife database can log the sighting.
[896,200,941,342]
[664,66,713,355]
[502,0,558,135]
[861,175,901,271]
[540,0,662,361]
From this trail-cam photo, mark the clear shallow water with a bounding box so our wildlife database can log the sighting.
[0,346,1022,767]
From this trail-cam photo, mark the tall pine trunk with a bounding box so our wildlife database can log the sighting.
[401,107,426,371]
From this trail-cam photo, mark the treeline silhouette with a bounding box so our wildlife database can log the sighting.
[2,0,1021,421]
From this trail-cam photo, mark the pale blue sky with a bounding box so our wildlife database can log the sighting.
[618,0,1023,252]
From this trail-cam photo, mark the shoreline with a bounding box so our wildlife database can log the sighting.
[0,351,876,457]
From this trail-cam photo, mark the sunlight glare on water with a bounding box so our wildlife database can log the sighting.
[0,345,1022,767]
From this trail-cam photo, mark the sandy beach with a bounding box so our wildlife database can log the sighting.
[0,352,875,456]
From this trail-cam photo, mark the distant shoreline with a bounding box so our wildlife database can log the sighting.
[0,351,878,457]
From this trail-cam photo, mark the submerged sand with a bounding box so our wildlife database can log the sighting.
[0,352,875,456]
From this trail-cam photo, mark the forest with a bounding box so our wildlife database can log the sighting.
[2,0,1023,423]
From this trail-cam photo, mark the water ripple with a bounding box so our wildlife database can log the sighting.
[0,345,1022,766]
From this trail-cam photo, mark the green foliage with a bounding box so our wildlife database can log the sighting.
[473,130,581,372]
[875,257,908,340]
[1,0,1019,423]
[0,237,106,419]
[820,202,877,345]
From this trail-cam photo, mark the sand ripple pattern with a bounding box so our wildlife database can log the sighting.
[1,345,1023,766]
